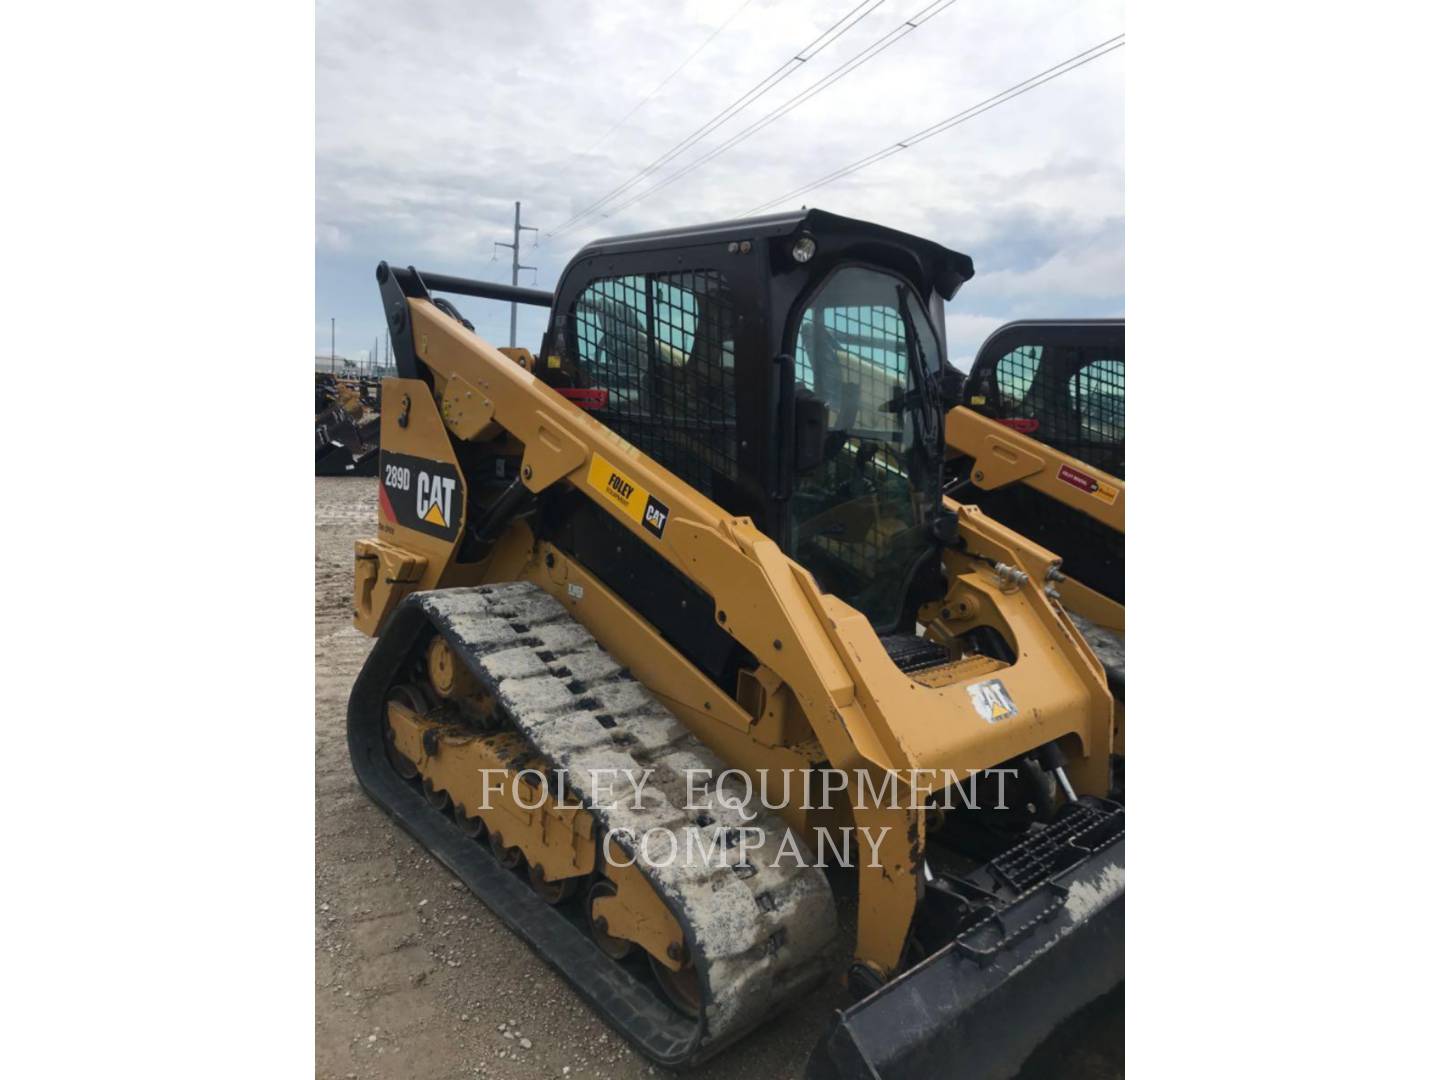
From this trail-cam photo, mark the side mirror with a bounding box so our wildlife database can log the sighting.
[794,388,829,475]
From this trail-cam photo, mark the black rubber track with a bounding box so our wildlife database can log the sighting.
[348,598,706,1066]
[348,587,839,1067]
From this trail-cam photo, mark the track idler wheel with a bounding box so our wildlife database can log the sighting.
[650,950,702,1019]
[585,880,634,960]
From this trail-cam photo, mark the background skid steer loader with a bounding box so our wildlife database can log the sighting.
[947,319,1125,625]
[943,320,1125,778]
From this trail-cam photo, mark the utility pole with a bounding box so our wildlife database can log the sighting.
[493,200,537,347]
[330,317,335,375]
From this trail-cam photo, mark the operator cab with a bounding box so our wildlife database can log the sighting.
[538,209,973,634]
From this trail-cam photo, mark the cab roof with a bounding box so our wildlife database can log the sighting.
[573,208,975,300]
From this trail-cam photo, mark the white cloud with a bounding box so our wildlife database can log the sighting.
[316,222,349,252]
[316,0,1123,361]
[944,312,1008,366]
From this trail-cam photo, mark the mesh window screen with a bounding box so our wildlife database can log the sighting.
[966,339,1125,603]
[993,345,1125,479]
[564,270,738,502]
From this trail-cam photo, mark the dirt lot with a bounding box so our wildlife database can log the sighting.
[315,476,1122,1079]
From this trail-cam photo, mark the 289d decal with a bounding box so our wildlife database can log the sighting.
[379,451,463,540]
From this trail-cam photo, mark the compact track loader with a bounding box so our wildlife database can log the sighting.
[347,209,1124,1077]
[943,320,1125,743]
[947,320,1124,623]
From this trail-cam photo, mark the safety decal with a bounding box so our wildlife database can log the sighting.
[1057,463,1119,506]
[586,452,669,540]
[968,679,1019,724]
[379,451,463,541]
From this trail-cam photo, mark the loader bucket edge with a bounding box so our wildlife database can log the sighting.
[807,836,1124,1080]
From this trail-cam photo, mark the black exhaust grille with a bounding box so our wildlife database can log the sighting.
[880,634,951,674]
[990,798,1124,893]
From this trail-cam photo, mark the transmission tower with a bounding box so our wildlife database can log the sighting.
[493,201,538,347]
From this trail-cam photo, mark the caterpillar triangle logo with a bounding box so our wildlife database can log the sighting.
[968,679,1018,724]
[416,470,456,530]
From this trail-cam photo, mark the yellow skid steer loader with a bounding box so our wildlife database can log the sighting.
[347,209,1124,1077]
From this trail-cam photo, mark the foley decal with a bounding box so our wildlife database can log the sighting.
[968,679,1019,724]
[1057,463,1119,506]
[379,451,463,541]
[586,452,670,540]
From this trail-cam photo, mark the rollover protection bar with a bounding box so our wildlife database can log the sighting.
[375,262,554,381]
[409,269,555,309]
[376,262,554,309]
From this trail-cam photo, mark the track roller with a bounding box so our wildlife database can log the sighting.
[422,777,451,811]
[529,862,579,905]
[382,685,425,779]
[586,880,634,960]
[489,830,523,870]
[453,801,486,838]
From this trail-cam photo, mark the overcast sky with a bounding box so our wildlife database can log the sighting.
[316,0,1123,370]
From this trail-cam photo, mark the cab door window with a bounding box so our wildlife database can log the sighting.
[787,266,940,630]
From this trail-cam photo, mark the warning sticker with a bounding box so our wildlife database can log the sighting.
[1057,463,1119,506]
[968,679,1019,724]
[999,417,1040,434]
[586,453,670,541]
[555,387,610,410]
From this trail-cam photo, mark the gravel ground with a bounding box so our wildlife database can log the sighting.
[315,476,1122,1079]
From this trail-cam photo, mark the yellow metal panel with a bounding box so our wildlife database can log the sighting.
[352,538,427,636]
[439,372,496,441]
[594,861,687,971]
[388,703,596,881]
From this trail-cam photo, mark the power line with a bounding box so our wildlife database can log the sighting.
[549,0,889,238]
[745,35,1126,215]
[583,0,758,155]
[594,0,957,223]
